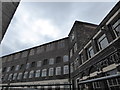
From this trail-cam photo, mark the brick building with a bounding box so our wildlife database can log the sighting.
[1,1,120,90]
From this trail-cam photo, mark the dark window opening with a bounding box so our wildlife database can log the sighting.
[31,62,35,67]
[2,67,6,72]
[56,56,62,63]
[43,59,48,65]
[11,66,15,71]
[20,64,24,70]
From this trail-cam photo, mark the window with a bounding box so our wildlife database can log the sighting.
[74,58,79,70]
[74,43,77,53]
[107,78,120,89]
[11,66,15,71]
[56,56,62,63]
[36,46,44,54]
[57,40,65,49]
[7,55,13,61]
[35,70,40,77]
[70,63,74,73]
[8,74,13,81]
[26,63,30,69]
[46,43,54,51]
[14,53,21,59]
[70,49,73,58]
[17,73,23,80]
[56,67,61,75]
[3,74,8,81]
[49,58,54,65]
[6,67,11,72]
[97,34,109,50]
[37,61,42,67]
[20,64,24,70]
[21,51,28,58]
[15,65,20,71]
[43,59,48,65]
[31,62,35,67]
[64,65,69,74]
[13,73,17,80]
[2,67,6,72]
[23,71,28,79]
[112,19,120,37]
[63,55,69,62]
[29,49,35,56]
[79,54,84,64]
[29,70,34,78]
[49,68,54,76]
[93,82,101,89]
[70,31,75,42]
[87,46,94,59]
[42,69,47,77]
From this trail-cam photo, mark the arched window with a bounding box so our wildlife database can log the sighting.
[42,69,47,77]
[29,70,34,78]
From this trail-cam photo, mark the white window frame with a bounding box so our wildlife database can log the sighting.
[35,70,40,77]
[56,67,61,75]
[7,67,11,72]
[8,73,13,81]
[23,71,28,79]
[87,46,94,59]
[49,68,54,76]
[37,61,42,67]
[64,65,69,74]
[17,73,22,80]
[49,58,54,65]
[13,73,17,80]
[97,34,109,50]
[29,70,34,78]
[15,65,20,71]
[42,69,47,77]
[26,63,30,69]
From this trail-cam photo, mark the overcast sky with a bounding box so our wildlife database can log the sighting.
[1,1,118,56]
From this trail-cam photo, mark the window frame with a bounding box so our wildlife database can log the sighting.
[17,72,23,80]
[35,70,41,77]
[87,45,94,59]
[97,33,109,50]
[63,65,69,74]
[23,71,28,79]
[49,58,54,65]
[29,70,34,78]
[41,69,47,77]
[63,55,69,62]
[49,68,54,76]
[56,67,61,75]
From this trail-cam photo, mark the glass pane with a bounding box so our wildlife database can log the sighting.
[98,34,109,50]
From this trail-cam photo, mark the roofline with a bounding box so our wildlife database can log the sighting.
[92,1,120,32]
[1,37,69,58]
[68,20,98,36]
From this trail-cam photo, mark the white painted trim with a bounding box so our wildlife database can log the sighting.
[93,30,102,39]
[106,9,120,25]
[84,40,92,49]
[9,79,69,85]
[79,49,83,54]
[90,71,98,77]
[82,76,88,80]
[103,64,117,72]
[78,37,120,69]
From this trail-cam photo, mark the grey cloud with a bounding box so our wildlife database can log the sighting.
[1,2,117,56]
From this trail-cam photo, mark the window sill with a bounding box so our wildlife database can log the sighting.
[78,36,120,69]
